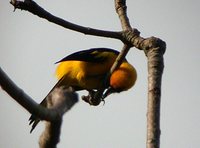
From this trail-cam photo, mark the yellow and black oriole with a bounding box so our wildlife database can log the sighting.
[29,48,137,132]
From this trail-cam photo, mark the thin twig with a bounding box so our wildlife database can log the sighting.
[108,44,131,79]
[115,0,132,30]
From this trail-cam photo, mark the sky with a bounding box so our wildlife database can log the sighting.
[0,0,200,147]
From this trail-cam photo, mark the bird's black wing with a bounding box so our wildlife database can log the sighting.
[55,48,119,63]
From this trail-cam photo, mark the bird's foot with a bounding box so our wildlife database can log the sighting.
[82,90,105,106]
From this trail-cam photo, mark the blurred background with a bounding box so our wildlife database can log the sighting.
[0,0,200,147]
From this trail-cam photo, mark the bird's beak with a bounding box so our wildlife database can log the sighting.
[102,86,115,100]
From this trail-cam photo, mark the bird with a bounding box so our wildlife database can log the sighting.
[29,48,137,132]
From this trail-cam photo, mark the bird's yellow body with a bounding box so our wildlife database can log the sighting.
[29,48,137,132]
[56,60,107,90]
[55,48,136,92]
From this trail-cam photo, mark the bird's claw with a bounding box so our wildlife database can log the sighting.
[82,89,106,106]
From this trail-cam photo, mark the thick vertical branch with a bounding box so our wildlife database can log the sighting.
[115,1,166,148]
[147,48,162,148]
[145,39,166,148]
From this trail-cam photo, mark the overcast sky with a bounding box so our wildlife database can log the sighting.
[1,0,200,147]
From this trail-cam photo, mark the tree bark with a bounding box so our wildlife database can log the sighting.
[146,39,165,148]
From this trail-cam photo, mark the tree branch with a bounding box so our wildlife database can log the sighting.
[39,87,77,148]
[39,119,62,148]
[10,0,122,40]
[115,0,132,30]
[0,67,78,121]
[0,67,78,148]
[145,38,166,148]
[115,1,166,148]
[9,0,141,47]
